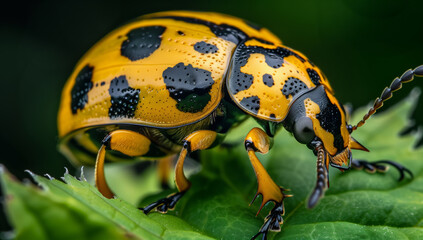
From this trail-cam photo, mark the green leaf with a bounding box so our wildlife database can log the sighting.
[0,168,134,240]
[2,90,423,239]
[0,167,213,240]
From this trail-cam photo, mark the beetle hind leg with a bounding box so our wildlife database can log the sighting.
[95,129,152,199]
[352,159,413,181]
[95,144,114,198]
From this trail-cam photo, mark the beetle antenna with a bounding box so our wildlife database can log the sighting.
[351,65,423,132]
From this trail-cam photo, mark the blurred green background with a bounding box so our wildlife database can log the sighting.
[1,0,422,233]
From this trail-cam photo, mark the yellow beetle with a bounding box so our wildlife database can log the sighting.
[58,11,420,239]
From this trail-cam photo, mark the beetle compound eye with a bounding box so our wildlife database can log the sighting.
[293,117,315,144]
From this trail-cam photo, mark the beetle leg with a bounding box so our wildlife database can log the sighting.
[245,128,290,239]
[142,130,218,214]
[158,155,174,189]
[352,159,413,181]
[95,130,152,199]
[251,202,284,240]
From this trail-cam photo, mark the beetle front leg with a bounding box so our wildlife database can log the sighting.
[352,159,413,181]
[245,128,290,240]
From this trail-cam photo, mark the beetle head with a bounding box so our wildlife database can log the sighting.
[284,86,368,170]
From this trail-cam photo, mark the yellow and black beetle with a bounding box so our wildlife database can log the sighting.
[58,11,421,239]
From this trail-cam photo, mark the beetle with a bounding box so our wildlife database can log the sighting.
[58,11,421,239]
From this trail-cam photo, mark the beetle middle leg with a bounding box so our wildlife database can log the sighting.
[352,159,413,181]
[158,155,174,189]
[142,130,218,214]
[245,128,291,240]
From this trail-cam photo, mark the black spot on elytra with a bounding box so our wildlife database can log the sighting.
[269,113,276,119]
[316,99,344,153]
[71,64,94,114]
[194,41,219,54]
[262,47,305,68]
[121,26,166,61]
[163,63,215,113]
[307,68,321,85]
[177,30,185,36]
[229,70,254,95]
[108,75,140,119]
[282,77,309,99]
[100,81,106,86]
[228,42,306,95]
[240,96,260,115]
[263,74,274,87]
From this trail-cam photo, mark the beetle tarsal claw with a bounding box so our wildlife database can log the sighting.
[251,201,285,240]
[141,191,186,214]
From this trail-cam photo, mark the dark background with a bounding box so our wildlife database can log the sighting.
[1,0,422,233]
